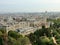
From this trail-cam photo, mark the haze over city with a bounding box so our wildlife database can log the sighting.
[0,0,60,13]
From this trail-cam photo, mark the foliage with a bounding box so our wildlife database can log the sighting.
[0,29,31,45]
[28,19,60,45]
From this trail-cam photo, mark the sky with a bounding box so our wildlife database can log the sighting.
[0,0,60,13]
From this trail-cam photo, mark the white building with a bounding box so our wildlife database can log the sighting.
[16,27,37,35]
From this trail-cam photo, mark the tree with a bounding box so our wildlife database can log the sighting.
[18,37,31,45]
[39,36,50,45]
[0,31,3,45]
[8,31,22,40]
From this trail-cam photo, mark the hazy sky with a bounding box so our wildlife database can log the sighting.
[0,0,60,13]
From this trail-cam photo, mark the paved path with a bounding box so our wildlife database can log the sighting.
[52,37,57,45]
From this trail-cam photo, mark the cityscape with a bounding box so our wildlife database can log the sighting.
[0,0,60,45]
[0,12,51,35]
[0,12,60,45]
